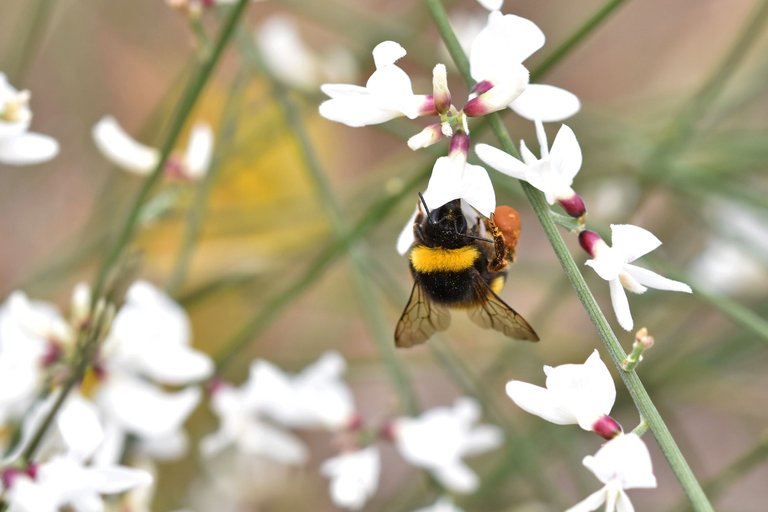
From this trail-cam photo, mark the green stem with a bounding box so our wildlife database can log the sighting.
[426,0,714,510]
[4,0,55,83]
[90,0,251,304]
[531,0,628,81]
[166,66,251,295]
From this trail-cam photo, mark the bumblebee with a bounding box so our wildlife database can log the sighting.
[395,196,539,348]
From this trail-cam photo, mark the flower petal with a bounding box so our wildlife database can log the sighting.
[509,84,580,122]
[92,116,159,174]
[433,461,478,493]
[182,123,213,180]
[0,132,58,166]
[609,278,634,331]
[474,143,528,180]
[505,380,578,425]
[623,265,692,293]
[549,124,582,182]
[97,377,200,438]
[476,0,503,10]
[397,208,418,255]
[543,350,616,429]
[461,163,496,217]
[256,15,318,89]
[371,41,407,68]
[57,395,104,460]
[583,434,656,490]
[565,486,608,512]
[321,447,380,510]
[470,12,544,80]
[609,224,661,262]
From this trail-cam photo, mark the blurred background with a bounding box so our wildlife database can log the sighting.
[1,0,767,510]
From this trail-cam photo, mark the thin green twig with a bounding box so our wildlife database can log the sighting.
[90,0,251,304]
[425,0,714,509]
[531,0,628,81]
[4,0,56,83]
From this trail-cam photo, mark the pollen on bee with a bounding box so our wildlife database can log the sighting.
[410,245,480,273]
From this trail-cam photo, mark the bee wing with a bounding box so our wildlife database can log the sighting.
[395,282,451,348]
[468,273,539,341]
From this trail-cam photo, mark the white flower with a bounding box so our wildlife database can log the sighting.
[92,116,213,179]
[464,11,579,121]
[412,497,464,512]
[246,351,356,430]
[475,121,585,217]
[0,291,73,424]
[320,446,380,510]
[0,73,58,166]
[397,133,495,254]
[392,397,503,493]
[319,41,434,127]
[79,281,212,463]
[580,225,693,331]
[255,15,356,89]
[200,383,308,465]
[506,350,617,431]
[566,434,657,512]
[464,11,541,116]
[5,455,152,512]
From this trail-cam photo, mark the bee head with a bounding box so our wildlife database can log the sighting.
[419,195,471,248]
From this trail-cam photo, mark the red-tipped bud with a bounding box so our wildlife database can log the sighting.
[592,415,623,440]
[1,468,24,489]
[40,341,63,367]
[558,193,587,219]
[448,131,470,157]
[579,230,603,257]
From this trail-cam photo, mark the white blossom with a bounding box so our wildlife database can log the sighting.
[475,121,585,217]
[392,397,503,493]
[0,73,58,166]
[319,41,434,127]
[506,350,616,431]
[92,116,213,179]
[200,383,308,465]
[320,446,380,510]
[255,15,356,89]
[566,434,657,512]
[6,455,151,512]
[246,351,356,430]
[85,281,213,463]
[580,225,692,331]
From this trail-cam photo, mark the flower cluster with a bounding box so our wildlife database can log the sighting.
[201,353,502,510]
[507,350,657,510]
[318,0,692,332]
[0,281,213,509]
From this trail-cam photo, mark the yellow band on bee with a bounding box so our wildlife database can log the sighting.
[410,245,480,273]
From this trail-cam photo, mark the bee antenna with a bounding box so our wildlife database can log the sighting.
[459,232,493,244]
[418,193,434,224]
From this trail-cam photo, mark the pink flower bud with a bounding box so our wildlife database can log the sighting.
[579,230,603,257]
[558,193,587,218]
[592,415,623,440]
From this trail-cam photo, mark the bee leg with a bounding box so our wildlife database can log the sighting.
[486,213,510,272]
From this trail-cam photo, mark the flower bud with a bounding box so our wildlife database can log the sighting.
[407,123,444,150]
[432,64,451,114]
[448,131,470,157]
[578,230,603,257]
[592,415,623,440]
[558,192,587,219]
